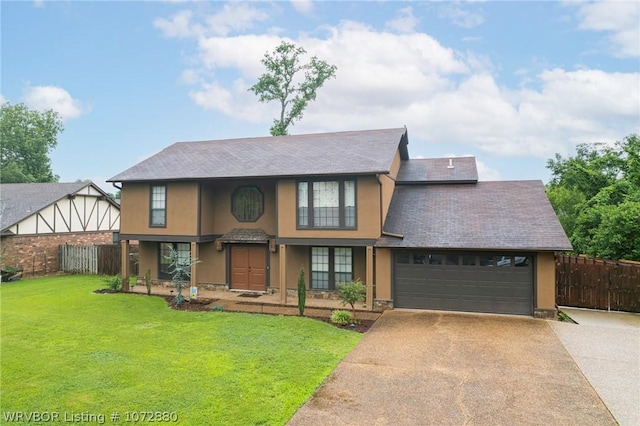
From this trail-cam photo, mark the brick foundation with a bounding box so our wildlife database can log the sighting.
[373,299,394,310]
[534,308,558,319]
[1,232,115,278]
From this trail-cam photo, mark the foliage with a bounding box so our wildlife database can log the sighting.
[0,102,63,183]
[0,275,361,425]
[103,275,122,292]
[297,266,306,316]
[330,310,353,325]
[248,41,337,136]
[546,134,640,260]
[166,248,200,306]
[145,268,152,295]
[338,278,366,323]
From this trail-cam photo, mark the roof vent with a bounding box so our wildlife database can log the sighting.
[447,158,454,169]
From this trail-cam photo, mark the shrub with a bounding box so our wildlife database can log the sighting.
[103,275,122,292]
[166,249,200,306]
[338,278,366,323]
[145,269,152,295]
[330,310,353,325]
[297,267,306,316]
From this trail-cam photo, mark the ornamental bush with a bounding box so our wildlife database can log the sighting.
[330,310,353,325]
[338,278,366,323]
[297,267,306,316]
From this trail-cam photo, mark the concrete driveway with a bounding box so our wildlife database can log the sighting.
[288,310,615,426]
[550,307,640,426]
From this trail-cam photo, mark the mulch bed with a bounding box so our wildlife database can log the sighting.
[97,291,376,333]
[161,295,375,333]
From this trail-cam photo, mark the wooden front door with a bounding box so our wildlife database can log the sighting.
[231,245,266,291]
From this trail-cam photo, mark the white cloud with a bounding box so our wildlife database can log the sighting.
[0,94,7,104]
[475,159,501,181]
[439,3,484,28]
[155,4,269,39]
[291,0,313,15]
[205,3,269,37]
[154,10,202,38]
[573,0,640,57]
[22,85,88,120]
[385,7,419,34]
[157,10,639,162]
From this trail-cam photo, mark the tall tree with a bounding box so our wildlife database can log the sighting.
[546,134,640,260]
[249,41,337,136]
[0,102,63,183]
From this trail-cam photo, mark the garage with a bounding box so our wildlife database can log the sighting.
[393,251,534,315]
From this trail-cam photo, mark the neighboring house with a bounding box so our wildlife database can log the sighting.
[108,128,571,317]
[0,182,120,278]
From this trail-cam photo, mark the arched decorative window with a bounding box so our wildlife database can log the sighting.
[232,186,264,222]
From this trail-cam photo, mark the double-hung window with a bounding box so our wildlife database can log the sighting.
[297,179,356,229]
[311,247,353,290]
[159,242,191,280]
[150,185,166,227]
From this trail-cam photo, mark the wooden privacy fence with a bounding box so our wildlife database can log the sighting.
[556,254,640,313]
[60,244,121,276]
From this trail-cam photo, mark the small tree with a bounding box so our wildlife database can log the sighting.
[297,267,306,316]
[145,268,152,295]
[166,249,200,306]
[338,279,366,323]
[248,41,337,136]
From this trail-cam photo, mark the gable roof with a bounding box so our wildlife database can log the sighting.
[108,128,409,182]
[378,180,572,251]
[397,157,478,184]
[0,182,116,231]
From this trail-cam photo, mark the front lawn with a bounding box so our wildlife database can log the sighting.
[0,276,361,425]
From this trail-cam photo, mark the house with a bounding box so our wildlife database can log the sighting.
[0,182,121,278]
[108,128,571,318]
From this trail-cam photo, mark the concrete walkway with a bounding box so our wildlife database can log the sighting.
[288,310,615,425]
[549,307,640,426]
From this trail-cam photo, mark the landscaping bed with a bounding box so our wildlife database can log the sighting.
[160,295,377,333]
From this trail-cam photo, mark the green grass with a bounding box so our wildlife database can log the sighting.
[0,276,361,425]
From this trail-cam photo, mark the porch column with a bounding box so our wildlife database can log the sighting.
[121,240,130,291]
[279,244,287,304]
[190,242,199,288]
[365,246,374,310]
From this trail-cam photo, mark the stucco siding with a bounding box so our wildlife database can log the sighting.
[536,252,556,309]
[120,182,198,236]
[375,248,393,300]
[277,176,381,239]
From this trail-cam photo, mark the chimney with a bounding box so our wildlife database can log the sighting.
[447,158,454,169]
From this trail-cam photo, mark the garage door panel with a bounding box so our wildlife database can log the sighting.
[394,252,533,316]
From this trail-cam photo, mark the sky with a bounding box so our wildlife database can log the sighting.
[2,0,639,193]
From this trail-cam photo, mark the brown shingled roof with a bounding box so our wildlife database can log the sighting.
[108,128,408,182]
[378,180,572,251]
[397,157,478,184]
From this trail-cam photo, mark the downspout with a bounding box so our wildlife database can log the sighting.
[376,174,384,235]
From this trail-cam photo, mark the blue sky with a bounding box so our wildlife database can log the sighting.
[2,1,639,192]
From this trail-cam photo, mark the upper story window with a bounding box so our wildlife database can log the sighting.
[232,186,264,222]
[150,185,166,227]
[297,179,356,229]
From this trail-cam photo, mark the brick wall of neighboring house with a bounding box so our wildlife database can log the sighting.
[1,232,116,278]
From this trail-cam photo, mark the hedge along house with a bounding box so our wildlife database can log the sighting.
[0,182,121,278]
[108,128,571,318]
